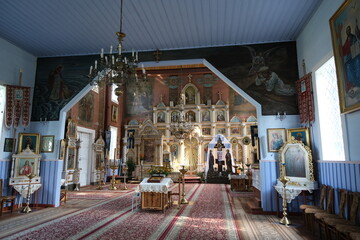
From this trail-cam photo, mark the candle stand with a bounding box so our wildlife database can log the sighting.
[73,168,81,191]
[179,166,188,204]
[122,165,128,190]
[96,166,105,190]
[21,173,36,213]
[109,161,118,190]
[279,176,291,225]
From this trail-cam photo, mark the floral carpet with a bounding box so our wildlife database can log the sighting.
[0,183,312,240]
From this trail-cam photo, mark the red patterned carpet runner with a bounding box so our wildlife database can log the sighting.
[1,184,242,240]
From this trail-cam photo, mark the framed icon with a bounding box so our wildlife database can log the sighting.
[41,135,55,152]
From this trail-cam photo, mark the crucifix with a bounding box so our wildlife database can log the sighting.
[187,73,192,83]
[160,94,164,102]
[153,49,162,63]
[217,91,222,101]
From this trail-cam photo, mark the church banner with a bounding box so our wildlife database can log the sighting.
[5,85,31,128]
[296,73,314,125]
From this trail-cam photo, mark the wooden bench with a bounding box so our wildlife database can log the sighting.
[0,179,16,216]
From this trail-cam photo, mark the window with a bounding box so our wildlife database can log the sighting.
[0,85,5,136]
[109,126,118,160]
[315,56,345,160]
[111,84,119,104]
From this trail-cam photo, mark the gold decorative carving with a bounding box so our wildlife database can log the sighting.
[278,137,315,183]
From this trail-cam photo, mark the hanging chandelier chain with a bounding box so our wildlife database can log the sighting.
[86,0,146,96]
[120,0,123,33]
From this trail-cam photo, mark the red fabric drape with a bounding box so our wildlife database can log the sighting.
[296,73,314,125]
[5,85,31,128]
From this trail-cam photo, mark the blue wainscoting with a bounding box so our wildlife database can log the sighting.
[317,161,360,215]
[260,160,279,212]
[38,159,63,207]
[0,159,12,196]
[1,159,63,208]
[318,161,360,192]
[259,160,360,213]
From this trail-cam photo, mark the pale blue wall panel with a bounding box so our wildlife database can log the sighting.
[317,162,360,214]
[0,160,11,195]
[260,160,278,212]
[38,160,62,207]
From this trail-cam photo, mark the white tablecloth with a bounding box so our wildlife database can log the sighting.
[274,185,316,203]
[136,178,173,193]
[228,174,248,180]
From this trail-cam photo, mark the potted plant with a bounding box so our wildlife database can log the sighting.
[148,166,170,177]
[126,159,136,179]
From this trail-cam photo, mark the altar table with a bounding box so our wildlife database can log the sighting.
[137,178,173,212]
[229,174,251,191]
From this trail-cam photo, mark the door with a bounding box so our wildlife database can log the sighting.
[78,131,91,186]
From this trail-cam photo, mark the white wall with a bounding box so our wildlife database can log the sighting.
[0,37,37,160]
[296,0,360,161]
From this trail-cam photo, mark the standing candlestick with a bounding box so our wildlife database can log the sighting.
[179,166,188,204]
[109,160,118,190]
[122,164,128,190]
[73,168,81,191]
[21,173,36,213]
[96,165,105,190]
[279,176,291,225]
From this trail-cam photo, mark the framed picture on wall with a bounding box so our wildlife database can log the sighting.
[4,138,15,152]
[41,135,54,152]
[18,133,40,154]
[329,0,360,113]
[267,128,286,152]
[231,127,241,135]
[216,128,226,135]
[287,128,311,147]
[59,139,66,160]
[202,128,211,135]
[66,118,77,139]
[111,105,118,122]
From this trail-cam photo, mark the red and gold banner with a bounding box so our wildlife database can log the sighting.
[296,73,314,124]
[5,85,31,128]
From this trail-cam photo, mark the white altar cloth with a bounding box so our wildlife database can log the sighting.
[228,174,248,180]
[274,184,317,203]
[136,178,173,193]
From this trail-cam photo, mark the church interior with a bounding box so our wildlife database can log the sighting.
[1,0,360,239]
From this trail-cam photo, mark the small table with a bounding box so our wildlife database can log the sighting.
[274,184,317,217]
[229,174,250,191]
[137,178,173,212]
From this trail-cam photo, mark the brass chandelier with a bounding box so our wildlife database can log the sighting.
[170,97,194,140]
[87,0,146,96]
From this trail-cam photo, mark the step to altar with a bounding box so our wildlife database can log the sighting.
[245,197,263,214]
[184,176,202,183]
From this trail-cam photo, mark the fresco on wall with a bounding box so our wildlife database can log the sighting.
[79,92,94,123]
[206,42,299,115]
[31,56,95,121]
[125,77,154,116]
[31,42,298,120]
[229,88,257,119]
